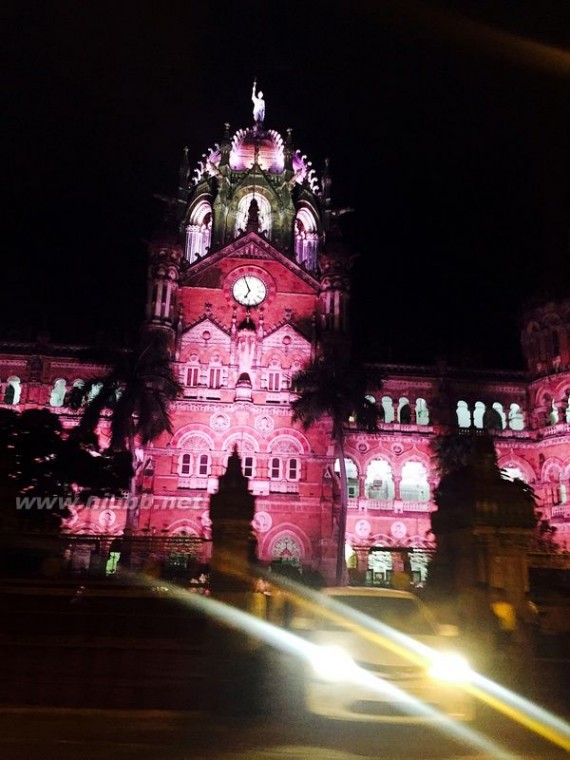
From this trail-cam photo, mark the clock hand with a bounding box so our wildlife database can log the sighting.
[245,278,251,294]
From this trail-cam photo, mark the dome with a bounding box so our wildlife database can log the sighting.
[192,126,320,193]
[230,128,284,172]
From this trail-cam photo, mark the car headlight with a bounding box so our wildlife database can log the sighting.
[310,645,360,681]
[428,652,473,683]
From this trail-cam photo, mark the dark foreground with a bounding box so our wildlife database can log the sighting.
[1,582,568,759]
[1,703,569,760]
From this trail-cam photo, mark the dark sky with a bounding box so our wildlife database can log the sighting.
[3,0,569,368]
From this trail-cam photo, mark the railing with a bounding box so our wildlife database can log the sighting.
[539,423,570,438]
[268,481,300,494]
[178,476,209,490]
[551,506,570,520]
[348,498,432,513]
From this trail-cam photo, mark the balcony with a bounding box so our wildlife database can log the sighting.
[551,506,570,520]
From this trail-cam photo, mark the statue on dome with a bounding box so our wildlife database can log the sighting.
[252,79,265,124]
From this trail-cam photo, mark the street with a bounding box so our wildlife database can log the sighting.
[1,703,568,760]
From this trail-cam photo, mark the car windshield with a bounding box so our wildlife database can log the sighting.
[322,595,438,636]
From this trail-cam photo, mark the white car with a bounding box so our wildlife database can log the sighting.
[300,587,475,722]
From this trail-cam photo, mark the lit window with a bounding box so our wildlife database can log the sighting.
[415,398,430,425]
[456,400,471,428]
[364,459,394,500]
[50,378,67,408]
[509,403,525,430]
[473,401,485,429]
[335,457,360,498]
[4,376,21,405]
[400,462,430,502]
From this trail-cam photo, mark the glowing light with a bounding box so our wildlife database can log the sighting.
[428,652,473,683]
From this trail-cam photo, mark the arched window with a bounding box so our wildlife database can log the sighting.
[334,458,359,497]
[178,434,212,481]
[509,403,524,430]
[549,399,559,425]
[415,398,429,425]
[473,401,485,429]
[50,378,67,407]
[456,400,471,428]
[270,457,281,479]
[400,462,430,502]
[179,453,192,476]
[502,467,525,482]
[381,396,394,423]
[365,459,394,500]
[492,402,507,430]
[234,192,272,239]
[294,207,319,271]
[243,456,255,478]
[398,397,411,424]
[287,458,300,481]
[4,376,21,405]
[185,200,212,264]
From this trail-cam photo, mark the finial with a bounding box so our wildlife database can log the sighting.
[224,122,230,139]
[286,127,293,146]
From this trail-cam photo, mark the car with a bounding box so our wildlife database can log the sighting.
[298,587,475,722]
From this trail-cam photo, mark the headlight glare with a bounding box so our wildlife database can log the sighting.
[428,652,473,683]
[311,645,359,681]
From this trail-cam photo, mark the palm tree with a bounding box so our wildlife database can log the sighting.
[70,330,181,535]
[291,352,382,584]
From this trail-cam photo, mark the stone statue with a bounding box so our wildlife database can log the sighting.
[252,79,265,124]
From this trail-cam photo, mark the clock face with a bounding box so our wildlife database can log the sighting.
[232,275,267,306]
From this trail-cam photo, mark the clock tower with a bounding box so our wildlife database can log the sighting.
[139,83,351,579]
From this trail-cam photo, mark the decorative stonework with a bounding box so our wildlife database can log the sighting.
[98,509,116,529]
[255,414,274,435]
[210,412,230,431]
[354,518,371,538]
[391,521,407,539]
[253,511,272,533]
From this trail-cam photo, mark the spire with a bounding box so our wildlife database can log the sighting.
[321,157,332,231]
[220,123,231,166]
[177,146,190,209]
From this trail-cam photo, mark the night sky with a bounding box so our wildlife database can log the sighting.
[4,1,569,368]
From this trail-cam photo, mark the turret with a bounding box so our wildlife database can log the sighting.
[145,242,184,348]
[521,299,570,374]
[318,224,353,339]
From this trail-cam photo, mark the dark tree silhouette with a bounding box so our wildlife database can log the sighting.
[291,351,382,584]
[70,330,181,534]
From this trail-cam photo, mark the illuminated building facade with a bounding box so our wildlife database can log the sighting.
[1,92,569,582]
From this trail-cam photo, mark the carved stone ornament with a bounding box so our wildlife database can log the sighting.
[354,519,371,538]
[210,413,230,431]
[391,520,407,539]
[253,511,272,533]
[255,414,274,435]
